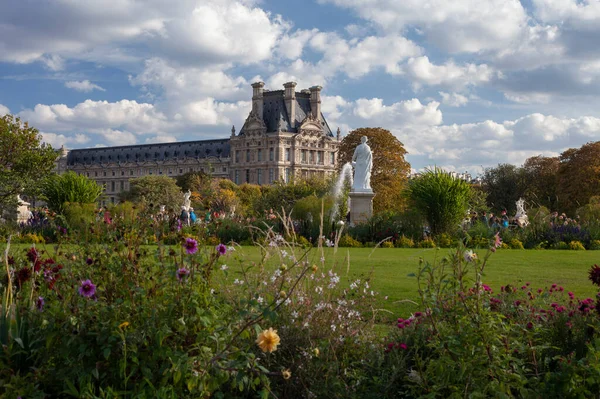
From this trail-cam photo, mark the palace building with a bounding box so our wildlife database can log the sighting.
[56,82,341,204]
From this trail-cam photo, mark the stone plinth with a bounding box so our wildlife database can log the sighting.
[349,191,374,225]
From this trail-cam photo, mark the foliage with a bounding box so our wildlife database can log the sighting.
[508,238,525,249]
[338,234,362,247]
[0,114,57,215]
[569,240,586,250]
[481,163,527,214]
[417,238,436,248]
[467,184,489,214]
[408,167,472,236]
[370,243,600,398]
[338,127,411,214]
[522,155,560,210]
[120,175,182,209]
[395,235,414,248]
[258,178,332,216]
[558,142,600,216]
[40,172,104,215]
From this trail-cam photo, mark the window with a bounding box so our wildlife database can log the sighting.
[269,148,274,161]
[210,167,214,173]
[149,169,153,175]
[222,167,227,172]
[246,149,250,162]
[120,181,124,191]
[111,181,115,192]
[235,170,240,184]
[269,168,274,183]
[168,169,172,174]
[112,171,116,176]
[110,197,115,204]
[257,149,262,162]
[86,172,89,177]
[309,151,314,164]
[159,168,162,175]
[301,150,307,163]
[95,171,98,177]
[285,168,292,183]
[179,168,183,174]
[103,171,107,177]
[130,170,134,176]
[121,171,125,176]
[257,169,262,185]
[285,148,290,162]
[330,152,335,165]
[235,151,240,163]
[317,151,323,165]
[246,169,250,183]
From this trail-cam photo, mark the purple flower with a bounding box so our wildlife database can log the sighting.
[86,257,94,265]
[36,296,45,311]
[184,238,198,255]
[216,243,227,256]
[176,267,190,281]
[78,279,96,297]
[177,219,182,232]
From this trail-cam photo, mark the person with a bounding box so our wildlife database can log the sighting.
[351,136,373,192]
[180,206,189,226]
[189,207,197,224]
[501,210,509,228]
[480,211,488,226]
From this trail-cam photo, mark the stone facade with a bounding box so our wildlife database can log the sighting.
[56,82,340,205]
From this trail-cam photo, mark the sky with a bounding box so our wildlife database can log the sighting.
[2,0,600,175]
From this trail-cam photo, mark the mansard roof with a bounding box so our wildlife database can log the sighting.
[66,138,230,166]
[239,90,334,137]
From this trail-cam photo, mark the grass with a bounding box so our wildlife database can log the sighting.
[223,246,600,318]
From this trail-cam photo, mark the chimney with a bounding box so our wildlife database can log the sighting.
[336,127,341,141]
[251,81,265,117]
[283,81,297,127]
[309,85,322,120]
[230,125,236,138]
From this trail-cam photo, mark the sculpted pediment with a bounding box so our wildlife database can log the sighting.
[242,110,266,132]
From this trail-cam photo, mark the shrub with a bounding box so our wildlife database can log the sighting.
[551,241,569,250]
[589,239,600,250]
[396,235,414,248]
[468,236,489,248]
[508,238,524,249]
[408,167,471,236]
[41,172,104,214]
[338,234,362,247]
[417,238,436,248]
[381,241,394,248]
[569,240,586,250]
[435,233,455,248]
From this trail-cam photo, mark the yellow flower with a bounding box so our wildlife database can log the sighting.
[118,321,130,329]
[313,348,320,357]
[256,327,280,353]
[279,290,286,298]
[311,264,318,273]
[282,369,292,380]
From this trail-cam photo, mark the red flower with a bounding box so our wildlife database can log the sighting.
[589,264,600,286]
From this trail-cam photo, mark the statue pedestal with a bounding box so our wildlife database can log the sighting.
[349,191,374,225]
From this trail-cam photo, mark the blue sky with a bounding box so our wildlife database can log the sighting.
[2,0,600,174]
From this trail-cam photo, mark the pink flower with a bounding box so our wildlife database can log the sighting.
[78,279,96,297]
[176,267,190,281]
[184,238,198,255]
[398,343,408,350]
[493,232,502,248]
[216,243,227,256]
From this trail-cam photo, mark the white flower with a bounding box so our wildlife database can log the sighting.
[233,279,243,285]
[330,324,336,332]
[315,286,323,295]
[257,296,264,304]
[220,264,228,271]
[464,250,478,262]
[227,246,235,252]
[281,250,288,258]
[291,310,299,319]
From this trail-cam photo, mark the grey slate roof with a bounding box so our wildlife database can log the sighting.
[240,91,333,137]
[66,139,230,166]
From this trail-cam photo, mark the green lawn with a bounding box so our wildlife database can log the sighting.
[226,246,600,317]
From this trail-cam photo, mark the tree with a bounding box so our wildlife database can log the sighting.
[338,127,411,213]
[0,114,57,214]
[408,168,472,236]
[41,172,104,214]
[481,163,526,214]
[522,155,559,210]
[557,142,600,216]
[120,176,182,210]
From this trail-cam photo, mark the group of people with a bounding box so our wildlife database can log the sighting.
[467,210,515,229]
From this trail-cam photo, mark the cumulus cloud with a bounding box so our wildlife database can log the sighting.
[439,92,469,107]
[318,0,528,54]
[41,132,90,148]
[0,104,10,116]
[65,80,106,92]
[403,56,495,90]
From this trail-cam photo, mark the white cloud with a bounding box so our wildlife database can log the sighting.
[41,132,90,148]
[0,104,10,116]
[403,56,495,90]
[319,0,528,54]
[439,92,469,107]
[65,80,106,92]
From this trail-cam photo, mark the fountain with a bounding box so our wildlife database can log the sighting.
[330,162,353,221]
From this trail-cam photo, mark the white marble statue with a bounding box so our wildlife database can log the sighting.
[515,197,529,227]
[183,190,192,211]
[351,136,373,192]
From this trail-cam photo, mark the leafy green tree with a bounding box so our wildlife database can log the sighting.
[120,176,182,210]
[522,155,559,210]
[41,172,104,214]
[558,142,600,216]
[258,178,332,216]
[408,168,472,236]
[481,163,526,214]
[0,114,57,214]
[338,127,411,214]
